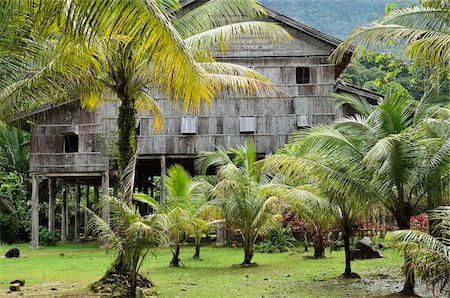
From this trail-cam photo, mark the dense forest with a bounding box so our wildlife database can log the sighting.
[259,0,417,39]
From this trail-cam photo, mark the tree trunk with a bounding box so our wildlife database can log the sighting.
[117,102,136,176]
[394,204,416,295]
[193,243,201,259]
[303,233,309,252]
[242,240,254,265]
[170,245,181,267]
[343,234,352,277]
[313,232,326,258]
[342,222,360,278]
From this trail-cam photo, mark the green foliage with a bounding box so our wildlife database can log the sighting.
[341,51,450,103]
[387,206,450,293]
[38,227,60,246]
[0,123,29,176]
[88,157,164,297]
[340,52,427,99]
[331,0,450,67]
[0,172,30,244]
[197,139,282,265]
[256,226,297,253]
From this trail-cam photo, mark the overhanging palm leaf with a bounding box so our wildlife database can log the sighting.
[387,206,450,292]
[330,3,450,66]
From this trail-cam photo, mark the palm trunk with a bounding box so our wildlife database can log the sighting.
[193,242,201,259]
[303,233,309,252]
[242,239,254,265]
[342,221,359,278]
[117,101,136,176]
[395,204,416,295]
[170,245,181,267]
[343,233,352,277]
[313,232,326,258]
[130,256,138,298]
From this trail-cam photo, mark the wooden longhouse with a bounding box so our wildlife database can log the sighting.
[9,1,382,247]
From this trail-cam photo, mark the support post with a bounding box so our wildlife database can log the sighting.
[61,186,68,242]
[160,155,166,205]
[31,175,39,248]
[101,171,110,246]
[114,180,119,199]
[48,178,56,233]
[74,184,80,242]
[93,185,99,214]
[84,185,90,237]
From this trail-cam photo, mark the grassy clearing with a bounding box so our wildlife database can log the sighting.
[0,242,407,297]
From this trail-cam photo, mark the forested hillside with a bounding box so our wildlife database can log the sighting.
[259,0,415,39]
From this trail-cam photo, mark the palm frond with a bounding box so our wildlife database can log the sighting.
[184,21,292,53]
[174,0,266,38]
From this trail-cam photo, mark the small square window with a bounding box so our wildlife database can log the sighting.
[296,115,311,128]
[296,67,310,84]
[64,133,79,153]
[181,117,197,135]
[240,116,256,134]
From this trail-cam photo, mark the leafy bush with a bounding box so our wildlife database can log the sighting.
[39,227,60,246]
[0,172,30,243]
[256,227,297,253]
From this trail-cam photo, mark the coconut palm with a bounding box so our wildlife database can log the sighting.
[264,122,375,277]
[387,206,450,294]
[196,139,282,266]
[87,157,165,297]
[159,164,204,266]
[191,196,220,259]
[330,0,450,67]
[260,176,330,258]
[265,88,449,283]
[333,88,450,229]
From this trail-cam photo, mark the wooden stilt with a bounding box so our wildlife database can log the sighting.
[84,185,90,237]
[74,184,80,242]
[31,175,39,248]
[101,171,110,246]
[48,178,56,233]
[160,156,166,205]
[93,185,99,214]
[61,186,68,242]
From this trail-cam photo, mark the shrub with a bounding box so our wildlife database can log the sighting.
[39,227,60,246]
[256,227,297,253]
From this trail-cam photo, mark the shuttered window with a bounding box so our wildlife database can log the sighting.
[296,115,311,128]
[239,116,256,133]
[181,117,197,134]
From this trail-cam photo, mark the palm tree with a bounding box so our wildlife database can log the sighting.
[264,116,376,277]
[196,139,281,266]
[265,89,449,283]
[0,0,291,176]
[332,88,450,230]
[191,202,221,259]
[159,164,202,267]
[330,0,450,67]
[88,157,165,297]
[387,206,450,294]
[260,175,330,258]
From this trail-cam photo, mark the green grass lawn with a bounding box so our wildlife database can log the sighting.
[0,242,407,297]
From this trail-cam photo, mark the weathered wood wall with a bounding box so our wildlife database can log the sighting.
[29,104,108,174]
[27,4,347,177]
